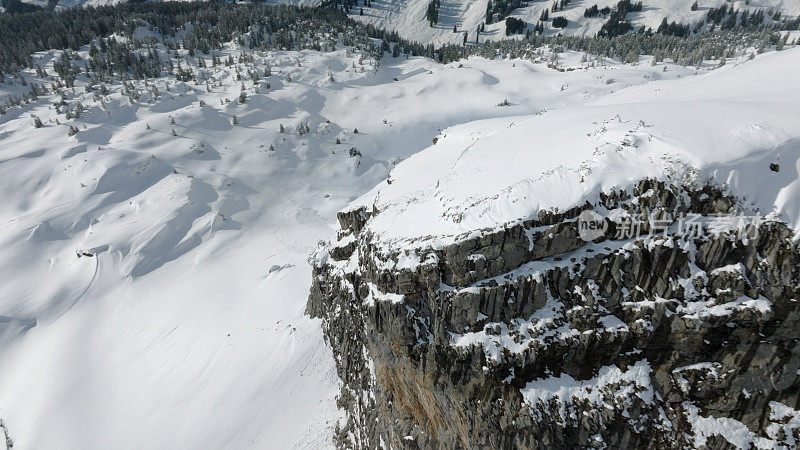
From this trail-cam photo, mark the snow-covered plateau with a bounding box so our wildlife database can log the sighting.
[348,46,800,247]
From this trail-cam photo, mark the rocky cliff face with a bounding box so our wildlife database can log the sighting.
[307,179,800,449]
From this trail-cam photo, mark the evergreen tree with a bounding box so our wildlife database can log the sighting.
[239,84,247,104]
[506,17,526,35]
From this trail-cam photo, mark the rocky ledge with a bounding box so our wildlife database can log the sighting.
[307,178,800,449]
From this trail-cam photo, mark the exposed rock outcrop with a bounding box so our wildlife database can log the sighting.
[308,179,800,449]
[1,419,12,449]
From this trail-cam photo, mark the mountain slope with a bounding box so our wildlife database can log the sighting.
[8,0,800,46]
[350,0,800,45]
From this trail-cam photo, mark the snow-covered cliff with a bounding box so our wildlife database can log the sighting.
[309,47,800,448]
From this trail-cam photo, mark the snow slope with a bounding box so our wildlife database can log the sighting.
[349,47,800,248]
[0,40,707,448]
[351,0,800,45]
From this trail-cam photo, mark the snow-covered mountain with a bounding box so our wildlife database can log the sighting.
[1,1,800,448]
[0,24,724,448]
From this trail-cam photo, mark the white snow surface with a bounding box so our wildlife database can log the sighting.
[349,47,800,248]
[0,42,722,448]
